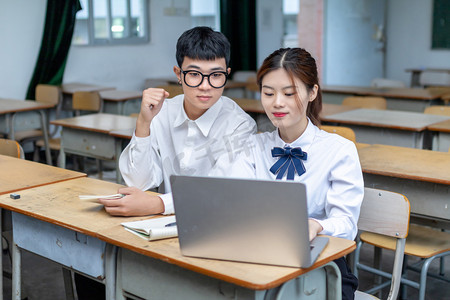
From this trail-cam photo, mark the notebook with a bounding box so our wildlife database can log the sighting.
[170,175,329,268]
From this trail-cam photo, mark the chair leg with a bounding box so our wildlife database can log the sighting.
[400,255,408,300]
[62,268,76,300]
[374,246,382,299]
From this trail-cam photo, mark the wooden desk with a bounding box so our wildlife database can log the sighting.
[322,85,447,112]
[322,108,450,148]
[100,90,142,115]
[109,128,134,140]
[0,177,148,300]
[358,144,450,228]
[0,98,55,164]
[427,119,450,152]
[98,227,354,299]
[320,103,357,117]
[0,156,85,299]
[51,113,137,182]
[405,68,450,87]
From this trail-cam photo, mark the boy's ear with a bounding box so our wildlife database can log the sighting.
[227,67,231,75]
[173,66,181,83]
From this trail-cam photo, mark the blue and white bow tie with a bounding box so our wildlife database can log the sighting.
[270,146,307,180]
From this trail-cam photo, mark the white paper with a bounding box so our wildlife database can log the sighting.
[121,215,177,241]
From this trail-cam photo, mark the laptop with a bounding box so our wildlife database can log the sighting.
[170,175,329,268]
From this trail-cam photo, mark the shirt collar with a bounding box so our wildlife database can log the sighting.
[275,118,317,151]
[173,96,223,137]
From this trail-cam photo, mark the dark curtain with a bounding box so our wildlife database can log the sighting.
[220,0,257,76]
[26,0,81,100]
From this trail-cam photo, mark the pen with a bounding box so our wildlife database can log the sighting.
[165,222,177,227]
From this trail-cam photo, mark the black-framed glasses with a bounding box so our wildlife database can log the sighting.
[180,69,228,88]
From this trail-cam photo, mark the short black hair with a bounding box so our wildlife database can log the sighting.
[176,26,231,68]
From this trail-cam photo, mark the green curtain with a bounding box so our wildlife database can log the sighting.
[26,0,81,100]
[220,0,257,76]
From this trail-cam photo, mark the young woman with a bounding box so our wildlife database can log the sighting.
[211,48,363,300]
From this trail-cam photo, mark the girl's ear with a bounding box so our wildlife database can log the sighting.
[309,84,319,102]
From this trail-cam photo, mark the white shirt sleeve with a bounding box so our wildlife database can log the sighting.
[118,131,164,191]
[314,142,364,240]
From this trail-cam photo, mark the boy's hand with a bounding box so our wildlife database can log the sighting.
[135,88,170,137]
[99,186,165,216]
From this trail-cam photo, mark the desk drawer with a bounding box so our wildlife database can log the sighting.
[12,213,106,279]
[62,127,116,159]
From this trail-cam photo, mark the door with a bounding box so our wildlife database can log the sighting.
[323,0,386,86]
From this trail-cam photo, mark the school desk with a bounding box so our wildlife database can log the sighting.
[99,89,142,115]
[405,68,450,87]
[322,85,446,112]
[51,113,136,183]
[322,108,450,148]
[0,98,55,164]
[358,144,450,229]
[0,177,149,300]
[98,227,355,299]
[60,82,115,111]
[0,155,85,299]
[427,119,450,152]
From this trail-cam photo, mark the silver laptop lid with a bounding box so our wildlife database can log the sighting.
[171,175,328,268]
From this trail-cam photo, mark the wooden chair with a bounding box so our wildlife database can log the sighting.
[156,85,183,98]
[342,97,387,110]
[320,125,356,143]
[353,188,410,300]
[355,188,450,300]
[14,84,62,163]
[72,91,103,115]
[0,138,24,159]
[423,105,450,116]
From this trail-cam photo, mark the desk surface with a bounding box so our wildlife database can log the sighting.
[0,155,85,195]
[0,98,54,114]
[99,90,142,102]
[428,119,450,133]
[0,176,355,290]
[322,85,447,100]
[358,144,450,185]
[98,227,355,290]
[51,113,137,133]
[61,83,115,94]
[323,108,450,131]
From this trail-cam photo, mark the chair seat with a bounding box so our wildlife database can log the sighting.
[355,290,379,300]
[35,138,61,151]
[13,129,43,141]
[361,224,450,258]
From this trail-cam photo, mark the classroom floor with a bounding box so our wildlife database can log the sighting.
[4,157,448,299]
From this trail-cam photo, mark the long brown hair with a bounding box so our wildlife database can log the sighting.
[256,48,322,126]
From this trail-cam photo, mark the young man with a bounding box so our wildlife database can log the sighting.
[100,26,257,216]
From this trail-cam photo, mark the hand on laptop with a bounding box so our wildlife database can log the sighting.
[308,219,323,241]
[99,186,164,216]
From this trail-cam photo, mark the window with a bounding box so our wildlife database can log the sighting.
[283,0,299,47]
[190,0,220,30]
[72,0,149,46]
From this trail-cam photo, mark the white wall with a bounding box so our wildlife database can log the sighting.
[0,0,46,99]
[385,0,450,85]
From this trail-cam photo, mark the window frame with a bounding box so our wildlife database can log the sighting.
[73,0,150,46]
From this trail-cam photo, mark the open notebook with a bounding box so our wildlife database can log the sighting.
[170,175,329,268]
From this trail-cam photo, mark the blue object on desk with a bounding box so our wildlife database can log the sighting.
[165,222,177,227]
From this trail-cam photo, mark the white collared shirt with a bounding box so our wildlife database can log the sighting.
[119,94,257,214]
[210,120,364,240]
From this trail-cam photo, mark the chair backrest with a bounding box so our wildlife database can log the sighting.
[320,125,356,143]
[156,85,183,98]
[371,78,406,88]
[358,188,410,238]
[72,91,103,115]
[423,105,450,116]
[0,138,24,159]
[35,84,61,106]
[342,96,387,110]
